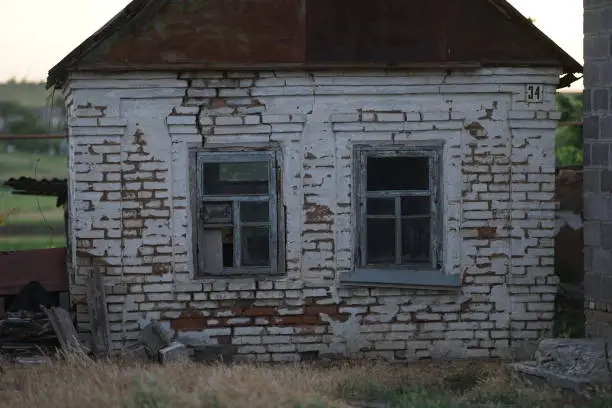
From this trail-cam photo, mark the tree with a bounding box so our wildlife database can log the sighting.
[0,101,61,153]
[555,93,583,166]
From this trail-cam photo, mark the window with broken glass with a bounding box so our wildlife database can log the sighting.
[355,146,442,271]
[194,150,282,276]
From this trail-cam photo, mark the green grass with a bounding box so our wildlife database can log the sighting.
[338,371,612,408]
[0,235,65,251]
[0,187,60,211]
[0,152,67,181]
[0,192,65,249]
[0,151,67,249]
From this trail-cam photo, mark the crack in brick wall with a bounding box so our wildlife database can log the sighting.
[65,69,561,361]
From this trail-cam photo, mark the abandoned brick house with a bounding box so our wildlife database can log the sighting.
[47,0,582,361]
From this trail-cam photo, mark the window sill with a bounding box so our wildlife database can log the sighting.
[196,267,285,279]
[340,268,461,290]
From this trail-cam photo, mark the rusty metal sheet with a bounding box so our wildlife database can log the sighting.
[305,0,577,69]
[306,0,447,64]
[47,0,582,88]
[81,0,305,68]
[0,248,68,295]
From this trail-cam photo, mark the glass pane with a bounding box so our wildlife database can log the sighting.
[367,156,429,191]
[401,218,431,264]
[241,226,270,267]
[401,196,430,216]
[202,202,232,224]
[240,202,270,223]
[367,198,395,215]
[203,161,269,195]
[366,219,395,264]
[222,227,234,267]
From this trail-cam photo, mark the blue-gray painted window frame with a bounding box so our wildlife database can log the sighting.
[194,150,280,276]
[345,143,458,288]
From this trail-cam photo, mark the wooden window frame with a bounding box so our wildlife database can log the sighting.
[191,147,284,277]
[342,142,460,289]
[355,145,442,271]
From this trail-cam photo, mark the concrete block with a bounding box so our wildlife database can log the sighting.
[159,342,190,364]
[140,321,173,357]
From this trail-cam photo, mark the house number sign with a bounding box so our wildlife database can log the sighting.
[525,84,544,103]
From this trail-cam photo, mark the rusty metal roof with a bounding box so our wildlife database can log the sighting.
[0,248,68,295]
[47,0,583,89]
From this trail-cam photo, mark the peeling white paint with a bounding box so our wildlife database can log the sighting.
[321,311,366,355]
[555,210,583,235]
[65,68,561,361]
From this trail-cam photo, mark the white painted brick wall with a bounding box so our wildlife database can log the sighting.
[65,68,560,361]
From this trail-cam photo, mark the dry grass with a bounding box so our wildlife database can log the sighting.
[0,357,609,408]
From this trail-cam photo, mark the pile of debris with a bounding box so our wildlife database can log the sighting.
[0,311,59,364]
[0,306,87,364]
[119,321,236,365]
[510,338,612,391]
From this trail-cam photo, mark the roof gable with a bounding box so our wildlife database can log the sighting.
[48,0,582,88]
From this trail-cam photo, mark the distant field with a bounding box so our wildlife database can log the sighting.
[0,81,52,108]
[0,186,65,249]
[0,151,67,251]
[0,152,67,181]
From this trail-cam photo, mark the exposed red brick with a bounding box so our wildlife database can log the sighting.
[304,202,334,224]
[171,307,207,331]
[478,227,497,239]
[242,307,277,317]
[231,299,256,315]
[152,264,169,276]
[211,98,227,107]
[214,335,232,345]
[304,305,339,316]
[274,315,320,326]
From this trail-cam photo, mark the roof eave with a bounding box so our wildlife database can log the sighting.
[488,0,583,75]
[49,59,582,89]
[46,0,165,89]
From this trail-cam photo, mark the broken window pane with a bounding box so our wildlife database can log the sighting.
[366,219,395,264]
[367,198,395,215]
[240,202,270,223]
[201,229,225,273]
[401,196,430,216]
[203,162,269,195]
[367,156,429,191]
[202,202,232,224]
[241,226,270,267]
[401,218,430,263]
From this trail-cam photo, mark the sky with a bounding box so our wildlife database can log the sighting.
[0,0,584,90]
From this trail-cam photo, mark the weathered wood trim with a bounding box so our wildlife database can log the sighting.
[190,145,284,278]
[349,141,447,287]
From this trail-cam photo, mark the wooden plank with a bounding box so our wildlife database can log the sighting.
[41,306,91,359]
[202,229,224,274]
[87,272,110,358]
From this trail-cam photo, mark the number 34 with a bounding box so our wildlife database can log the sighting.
[526,84,543,102]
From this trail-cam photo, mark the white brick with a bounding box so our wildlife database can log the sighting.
[215,116,243,126]
[213,125,271,135]
[262,114,291,123]
[68,68,559,356]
